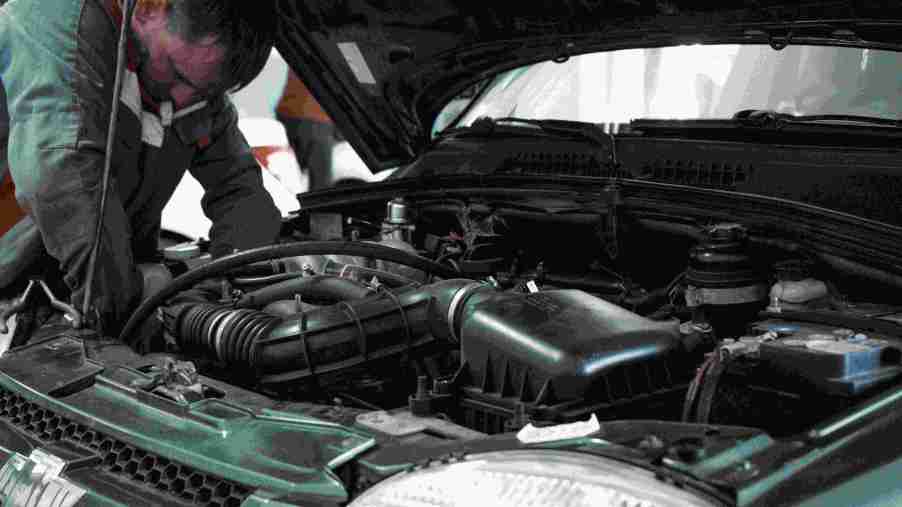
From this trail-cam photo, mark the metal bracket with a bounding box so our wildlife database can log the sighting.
[0,278,82,333]
[130,357,203,405]
[602,183,622,260]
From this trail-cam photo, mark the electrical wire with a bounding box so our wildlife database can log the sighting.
[681,353,716,422]
[695,354,730,424]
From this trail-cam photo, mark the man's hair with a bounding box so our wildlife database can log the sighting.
[141,0,276,93]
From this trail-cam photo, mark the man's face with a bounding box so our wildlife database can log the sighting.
[131,10,227,110]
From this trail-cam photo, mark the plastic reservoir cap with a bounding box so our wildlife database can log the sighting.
[163,241,202,261]
[764,323,801,335]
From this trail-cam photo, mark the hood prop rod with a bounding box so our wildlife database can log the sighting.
[82,0,137,329]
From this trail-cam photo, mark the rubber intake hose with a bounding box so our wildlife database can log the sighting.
[167,305,281,364]
[235,275,374,309]
[163,279,491,384]
[543,273,625,293]
[225,261,284,278]
[259,279,491,383]
[120,241,462,344]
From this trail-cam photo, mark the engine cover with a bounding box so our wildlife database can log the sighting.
[457,290,680,403]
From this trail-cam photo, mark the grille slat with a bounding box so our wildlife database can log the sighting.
[0,388,251,507]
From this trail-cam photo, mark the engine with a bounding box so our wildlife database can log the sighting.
[153,196,902,440]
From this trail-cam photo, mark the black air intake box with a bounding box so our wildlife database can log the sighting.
[457,290,680,403]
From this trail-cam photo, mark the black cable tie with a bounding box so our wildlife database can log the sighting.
[377,286,414,361]
[338,301,368,362]
[296,311,317,384]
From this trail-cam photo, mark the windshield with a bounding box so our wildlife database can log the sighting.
[453,45,901,127]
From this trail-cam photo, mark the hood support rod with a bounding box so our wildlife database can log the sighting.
[82,0,137,329]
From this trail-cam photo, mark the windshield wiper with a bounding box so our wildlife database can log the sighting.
[631,111,902,142]
[733,109,902,129]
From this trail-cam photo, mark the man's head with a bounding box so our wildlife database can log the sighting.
[129,0,274,109]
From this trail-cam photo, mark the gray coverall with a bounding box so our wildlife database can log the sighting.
[0,0,281,338]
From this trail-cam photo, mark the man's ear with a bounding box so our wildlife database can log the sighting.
[130,5,167,36]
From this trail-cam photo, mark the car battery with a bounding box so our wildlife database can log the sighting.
[708,320,902,436]
[750,320,902,396]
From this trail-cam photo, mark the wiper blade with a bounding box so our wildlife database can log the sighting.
[733,109,902,128]
[631,111,902,142]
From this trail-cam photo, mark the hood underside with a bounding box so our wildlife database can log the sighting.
[273,0,902,171]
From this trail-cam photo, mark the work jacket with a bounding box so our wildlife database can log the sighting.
[0,0,281,334]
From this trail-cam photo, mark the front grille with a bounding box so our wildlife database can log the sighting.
[0,388,252,507]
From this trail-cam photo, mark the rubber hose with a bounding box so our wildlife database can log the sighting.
[543,273,624,293]
[119,241,461,344]
[254,279,490,376]
[324,262,421,288]
[232,272,303,286]
[225,262,283,277]
[234,263,421,289]
[235,275,373,309]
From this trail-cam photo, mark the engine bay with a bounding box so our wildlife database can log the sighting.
[113,192,902,446]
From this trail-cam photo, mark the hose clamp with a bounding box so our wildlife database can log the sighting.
[447,282,490,344]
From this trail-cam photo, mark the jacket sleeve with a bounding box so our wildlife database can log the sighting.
[189,99,282,259]
[0,0,143,335]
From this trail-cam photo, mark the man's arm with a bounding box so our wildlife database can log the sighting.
[0,0,143,334]
[190,98,281,259]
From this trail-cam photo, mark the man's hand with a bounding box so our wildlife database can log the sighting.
[130,313,164,354]
[138,263,173,302]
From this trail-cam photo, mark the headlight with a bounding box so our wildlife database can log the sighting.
[349,450,720,507]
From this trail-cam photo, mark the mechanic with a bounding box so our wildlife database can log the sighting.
[0,0,282,344]
[276,69,339,192]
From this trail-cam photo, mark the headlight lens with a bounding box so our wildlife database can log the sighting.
[349,450,720,507]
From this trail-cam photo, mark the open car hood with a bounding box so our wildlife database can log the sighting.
[273,0,902,172]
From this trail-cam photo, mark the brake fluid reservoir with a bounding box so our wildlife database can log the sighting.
[767,278,829,312]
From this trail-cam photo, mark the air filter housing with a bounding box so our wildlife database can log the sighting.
[457,289,680,403]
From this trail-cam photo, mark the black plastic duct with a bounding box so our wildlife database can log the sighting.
[162,279,491,385]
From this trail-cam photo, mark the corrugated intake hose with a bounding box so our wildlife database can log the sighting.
[234,275,374,309]
[174,306,281,365]
[161,279,492,386]
[119,241,462,345]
